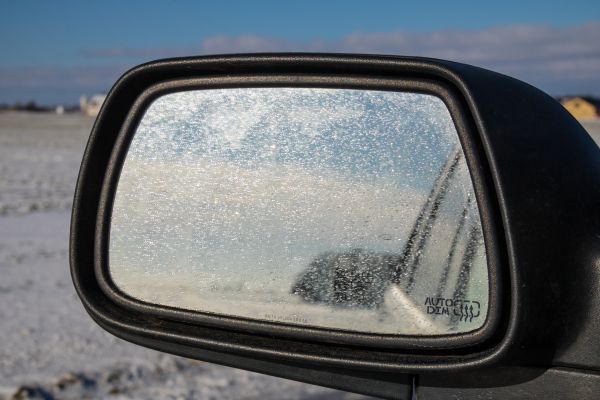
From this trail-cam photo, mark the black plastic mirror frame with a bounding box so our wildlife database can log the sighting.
[70,55,549,380]
[93,74,503,349]
[70,54,600,399]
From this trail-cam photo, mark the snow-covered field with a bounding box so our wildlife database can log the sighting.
[0,112,371,400]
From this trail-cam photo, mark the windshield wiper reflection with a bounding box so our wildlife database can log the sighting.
[292,147,482,318]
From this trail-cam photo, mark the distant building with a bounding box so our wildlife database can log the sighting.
[560,96,600,120]
[80,94,106,117]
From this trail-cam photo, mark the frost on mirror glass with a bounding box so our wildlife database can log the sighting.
[110,88,489,336]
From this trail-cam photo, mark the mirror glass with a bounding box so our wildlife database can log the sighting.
[110,87,489,336]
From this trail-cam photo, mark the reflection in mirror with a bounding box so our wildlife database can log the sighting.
[110,88,489,336]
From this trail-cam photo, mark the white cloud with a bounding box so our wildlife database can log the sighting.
[193,22,600,93]
[2,22,599,103]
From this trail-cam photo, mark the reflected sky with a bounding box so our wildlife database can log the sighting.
[130,88,456,189]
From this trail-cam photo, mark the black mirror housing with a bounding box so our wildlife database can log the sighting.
[70,54,600,399]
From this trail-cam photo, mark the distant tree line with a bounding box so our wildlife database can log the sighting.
[0,101,80,113]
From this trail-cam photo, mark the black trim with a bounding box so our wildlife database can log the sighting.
[70,54,600,385]
[70,55,516,379]
[418,367,600,399]
[70,53,600,397]
[93,75,504,350]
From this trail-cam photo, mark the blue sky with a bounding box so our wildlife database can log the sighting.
[1,0,600,104]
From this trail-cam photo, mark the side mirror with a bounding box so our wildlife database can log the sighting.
[70,54,600,399]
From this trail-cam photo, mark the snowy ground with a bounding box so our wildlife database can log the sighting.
[1,112,598,400]
[0,112,371,400]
